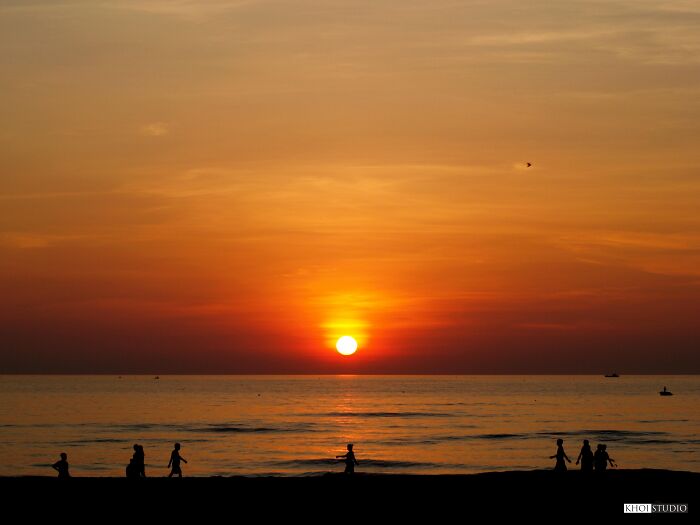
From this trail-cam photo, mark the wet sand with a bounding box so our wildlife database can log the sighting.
[2,469,697,517]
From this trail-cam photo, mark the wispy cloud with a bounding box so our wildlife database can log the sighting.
[0,232,91,249]
[0,0,255,17]
[106,0,256,18]
[140,122,169,137]
[560,231,700,251]
[555,230,700,277]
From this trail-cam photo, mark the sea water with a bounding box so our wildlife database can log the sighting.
[1,375,698,476]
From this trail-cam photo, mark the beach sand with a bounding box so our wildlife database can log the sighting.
[2,469,697,517]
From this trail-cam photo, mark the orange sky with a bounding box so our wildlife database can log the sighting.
[1,1,699,373]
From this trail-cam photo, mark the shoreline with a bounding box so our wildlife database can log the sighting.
[3,469,697,514]
[3,467,699,479]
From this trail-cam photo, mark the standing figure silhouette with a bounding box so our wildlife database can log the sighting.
[576,439,594,472]
[52,452,70,478]
[550,438,571,471]
[134,444,146,477]
[168,443,187,478]
[336,443,359,474]
[126,444,146,478]
[126,458,139,478]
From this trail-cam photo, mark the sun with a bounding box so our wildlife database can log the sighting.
[336,336,358,356]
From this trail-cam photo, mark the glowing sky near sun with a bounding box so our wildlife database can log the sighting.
[1,1,699,373]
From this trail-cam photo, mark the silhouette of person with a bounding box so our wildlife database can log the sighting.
[52,452,70,478]
[134,444,146,477]
[550,438,571,471]
[336,443,359,474]
[168,443,187,478]
[576,439,594,472]
[126,444,145,478]
[126,458,139,478]
[593,444,616,471]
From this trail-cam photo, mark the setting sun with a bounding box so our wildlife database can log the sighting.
[0,0,698,514]
[336,336,358,356]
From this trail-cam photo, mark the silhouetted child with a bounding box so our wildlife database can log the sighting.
[576,439,593,472]
[550,438,571,471]
[168,443,187,478]
[336,443,359,474]
[52,452,70,478]
[593,444,616,471]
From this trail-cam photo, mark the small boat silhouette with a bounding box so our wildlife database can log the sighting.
[604,373,620,378]
[154,376,160,380]
[659,386,673,396]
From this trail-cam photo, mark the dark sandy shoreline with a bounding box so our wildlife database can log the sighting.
[2,469,697,516]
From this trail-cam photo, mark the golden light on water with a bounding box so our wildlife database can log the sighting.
[336,336,358,356]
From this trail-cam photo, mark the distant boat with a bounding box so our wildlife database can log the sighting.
[154,376,160,380]
[659,386,673,396]
[604,373,620,378]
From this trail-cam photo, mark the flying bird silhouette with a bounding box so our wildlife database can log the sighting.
[526,162,532,168]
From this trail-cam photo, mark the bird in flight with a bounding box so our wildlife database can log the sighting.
[526,162,532,168]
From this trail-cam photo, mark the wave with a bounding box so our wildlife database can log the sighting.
[316,412,452,418]
[64,438,130,445]
[380,429,682,446]
[267,458,465,469]
[24,421,319,434]
[420,433,529,442]
[637,419,689,424]
[540,429,669,441]
[31,462,108,471]
[196,423,316,434]
[475,433,529,440]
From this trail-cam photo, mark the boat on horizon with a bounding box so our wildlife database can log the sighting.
[604,373,620,378]
[659,386,673,396]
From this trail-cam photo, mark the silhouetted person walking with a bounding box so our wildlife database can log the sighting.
[52,452,70,478]
[336,443,359,474]
[550,438,571,471]
[593,444,616,471]
[168,443,187,477]
[576,439,593,472]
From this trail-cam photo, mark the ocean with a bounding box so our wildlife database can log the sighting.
[1,375,698,477]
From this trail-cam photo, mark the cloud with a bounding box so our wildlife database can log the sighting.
[106,0,255,18]
[516,322,578,331]
[555,231,700,277]
[140,122,169,137]
[560,231,700,252]
[0,1,254,17]
[0,232,90,249]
